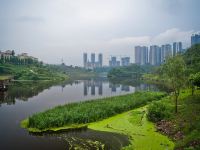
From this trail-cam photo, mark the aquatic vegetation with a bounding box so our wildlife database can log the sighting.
[88,107,174,150]
[26,91,165,130]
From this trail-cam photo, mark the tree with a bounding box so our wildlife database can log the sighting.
[11,50,15,56]
[161,55,186,113]
[189,72,200,95]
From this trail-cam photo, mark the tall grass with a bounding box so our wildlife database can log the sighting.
[28,92,165,130]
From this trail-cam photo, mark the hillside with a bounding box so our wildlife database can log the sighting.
[0,63,69,81]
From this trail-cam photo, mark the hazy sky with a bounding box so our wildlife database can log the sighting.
[0,0,200,66]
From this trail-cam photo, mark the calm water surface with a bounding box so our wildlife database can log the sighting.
[0,78,159,150]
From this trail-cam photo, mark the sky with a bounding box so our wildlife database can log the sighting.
[0,0,200,66]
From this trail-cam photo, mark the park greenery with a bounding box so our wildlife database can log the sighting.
[89,106,174,150]
[0,63,69,81]
[107,64,145,79]
[46,64,97,79]
[145,44,200,149]
[23,91,165,130]
[147,89,200,149]
[19,44,200,149]
[160,55,186,113]
[0,58,96,81]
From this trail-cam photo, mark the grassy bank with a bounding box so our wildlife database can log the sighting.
[22,91,165,132]
[147,89,200,149]
[89,106,174,150]
[0,64,69,81]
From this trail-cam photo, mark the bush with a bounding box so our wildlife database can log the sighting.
[147,101,172,122]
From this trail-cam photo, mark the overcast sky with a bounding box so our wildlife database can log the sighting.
[0,0,200,66]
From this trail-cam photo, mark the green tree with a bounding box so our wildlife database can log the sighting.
[161,55,186,113]
[11,50,15,56]
[189,72,200,95]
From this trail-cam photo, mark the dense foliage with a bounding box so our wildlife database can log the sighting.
[147,89,200,149]
[28,92,165,130]
[0,64,69,80]
[107,64,144,79]
[190,72,200,87]
[160,55,186,113]
[147,100,173,122]
[183,44,200,74]
[46,64,97,79]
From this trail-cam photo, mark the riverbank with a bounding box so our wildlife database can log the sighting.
[21,91,165,131]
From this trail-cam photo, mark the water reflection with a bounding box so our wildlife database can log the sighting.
[0,78,163,106]
[83,80,103,96]
[0,80,72,106]
[30,128,129,150]
[135,83,159,92]
[109,83,120,92]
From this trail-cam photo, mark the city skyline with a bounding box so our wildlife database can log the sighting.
[0,0,200,66]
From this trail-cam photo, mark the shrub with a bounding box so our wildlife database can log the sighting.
[147,101,172,122]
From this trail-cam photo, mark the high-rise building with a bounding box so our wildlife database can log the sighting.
[191,33,200,46]
[173,42,182,56]
[161,44,172,63]
[134,46,148,65]
[149,45,161,65]
[141,46,148,65]
[109,56,120,67]
[135,46,141,64]
[83,53,103,69]
[98,53,103,67]
[109,56,116,67]
[83,53,87,68]
[121,57,130,66]
[91,53,95,63]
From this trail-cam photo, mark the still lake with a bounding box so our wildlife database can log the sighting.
[0,78,160,150]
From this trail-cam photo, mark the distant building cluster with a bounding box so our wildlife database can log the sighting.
[0,50,38,63]
[82,34,200,68]
[17,53,38,61]
[191,33,200,46]
[83,53,103,69]
[109,56,130,67]
[135,42,183,65]
[109,56,120,67]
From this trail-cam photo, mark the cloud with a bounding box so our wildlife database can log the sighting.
[109,36,151,46]
[109,28,193,48]
[17,16,45,23]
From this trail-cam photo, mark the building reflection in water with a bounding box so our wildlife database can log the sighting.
[135,84,158,91]
[121,85,130,92]
[109,83,121,92]
[84,80,132,96]
[83,80,103,96]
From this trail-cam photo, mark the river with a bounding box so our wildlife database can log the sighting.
[0,78,160,150]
